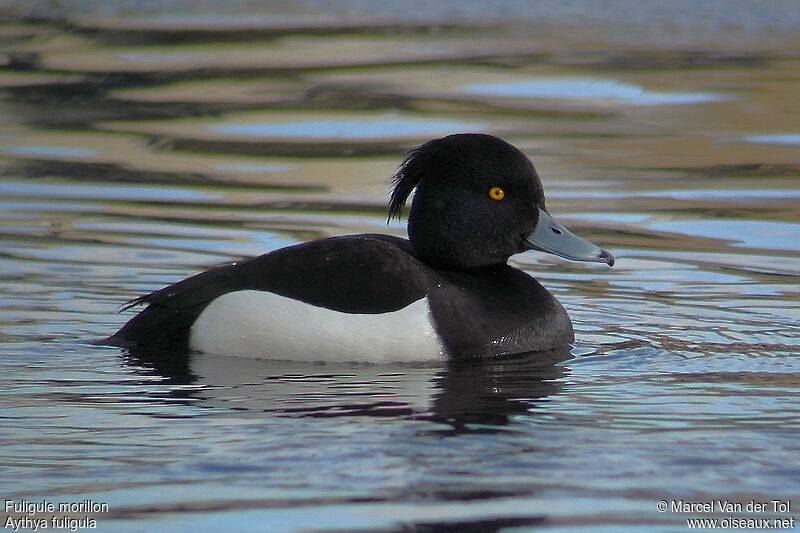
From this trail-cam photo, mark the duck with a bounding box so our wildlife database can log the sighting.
[103,133,613,362]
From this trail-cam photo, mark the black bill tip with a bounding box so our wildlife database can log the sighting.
[598,249,615,267]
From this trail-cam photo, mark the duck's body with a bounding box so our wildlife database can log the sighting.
[107,234,572,361]
[104,134,612,361]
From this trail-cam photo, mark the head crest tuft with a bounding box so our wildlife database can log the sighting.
[388,142,430,221]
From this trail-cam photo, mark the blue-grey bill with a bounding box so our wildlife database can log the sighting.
[525,208,615,266]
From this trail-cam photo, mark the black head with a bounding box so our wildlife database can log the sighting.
[389,133,615,271]
[389,134,546,270]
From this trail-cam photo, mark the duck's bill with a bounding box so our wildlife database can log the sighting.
[524,209,615,266]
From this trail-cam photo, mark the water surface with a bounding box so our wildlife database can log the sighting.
[1,5,799,532]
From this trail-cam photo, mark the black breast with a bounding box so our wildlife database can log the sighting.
[427,265,574,358]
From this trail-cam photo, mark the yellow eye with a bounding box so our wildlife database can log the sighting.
[489,186,505,200]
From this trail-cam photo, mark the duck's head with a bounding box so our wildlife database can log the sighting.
[389,133,614,271]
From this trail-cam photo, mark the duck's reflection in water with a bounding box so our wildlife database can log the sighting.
[122,347,571,431]
[431,348,569,432]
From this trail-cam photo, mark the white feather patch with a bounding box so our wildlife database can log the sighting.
[189,290,444,362]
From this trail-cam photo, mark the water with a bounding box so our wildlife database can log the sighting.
[463,78,729,105]
[1,3,799,532]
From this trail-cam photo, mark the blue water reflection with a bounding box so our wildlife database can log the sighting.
[209,119,485,138]
[744,134,800,145]
[464,78,729,105]
[3,146,100,157]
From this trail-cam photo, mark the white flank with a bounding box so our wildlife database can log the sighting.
[189,290,444,362]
